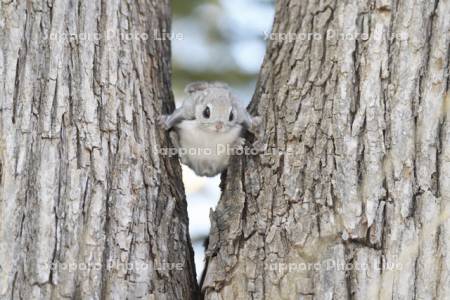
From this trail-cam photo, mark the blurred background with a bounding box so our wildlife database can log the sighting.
[171,0,275,280]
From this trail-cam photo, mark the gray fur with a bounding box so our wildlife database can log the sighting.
[159,82,261,177]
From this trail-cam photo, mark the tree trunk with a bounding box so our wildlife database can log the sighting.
[0,1,198,299]
[202,0,450,299]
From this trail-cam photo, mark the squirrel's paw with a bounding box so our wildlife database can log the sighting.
[158,115,170,130]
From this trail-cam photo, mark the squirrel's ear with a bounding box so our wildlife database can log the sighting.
[210,81,229,89]
[184,82,210,94]
[184,81,229,94]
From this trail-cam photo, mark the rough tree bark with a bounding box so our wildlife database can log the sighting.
[203,0,450,299]
[0,0,198,299]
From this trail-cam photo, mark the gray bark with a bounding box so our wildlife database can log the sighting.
[202,0,450,299]
[0,0,198,299]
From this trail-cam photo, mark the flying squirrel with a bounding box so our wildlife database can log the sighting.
[159,81,262,177]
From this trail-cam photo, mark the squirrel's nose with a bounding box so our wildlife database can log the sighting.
[215,122,223,130]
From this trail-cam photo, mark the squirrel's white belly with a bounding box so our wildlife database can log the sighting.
[175,121,242,177]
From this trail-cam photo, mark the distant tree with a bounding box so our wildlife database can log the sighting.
[202,0,450,299]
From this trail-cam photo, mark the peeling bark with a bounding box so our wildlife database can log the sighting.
[0,1,198,299]
[203,0,450,299]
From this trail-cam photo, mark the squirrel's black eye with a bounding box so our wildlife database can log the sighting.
[229,111,234,121]
[203,107,210,119]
